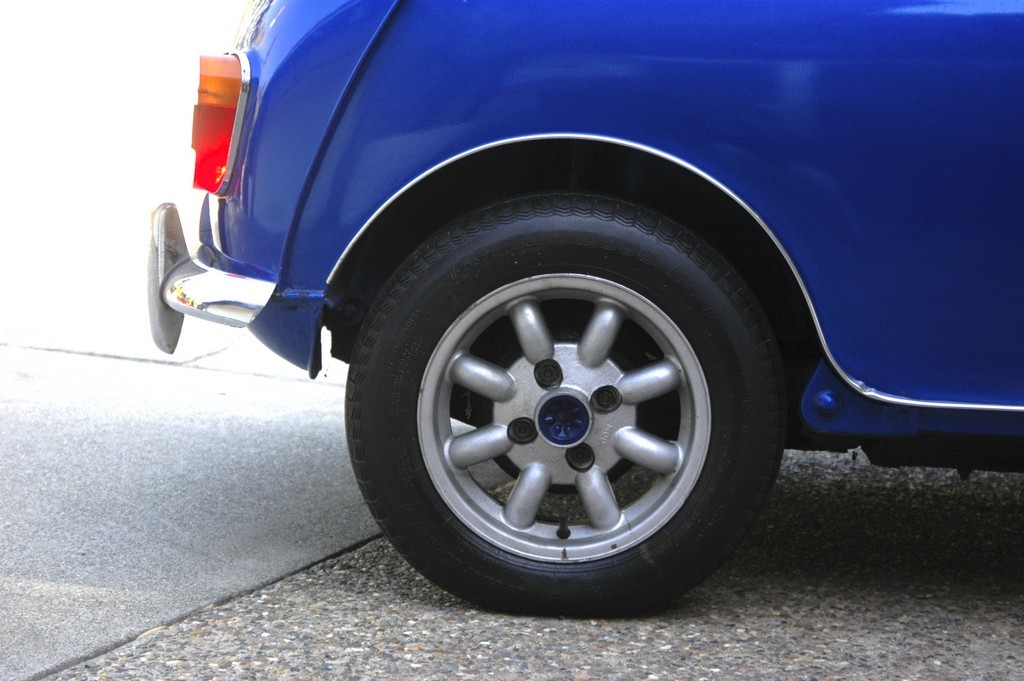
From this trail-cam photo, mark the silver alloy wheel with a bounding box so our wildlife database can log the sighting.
[418,274,711,562]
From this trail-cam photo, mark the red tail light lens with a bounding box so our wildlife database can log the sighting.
[192,55,243,193]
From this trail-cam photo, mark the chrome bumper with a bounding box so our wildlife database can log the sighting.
[147,203,275,354]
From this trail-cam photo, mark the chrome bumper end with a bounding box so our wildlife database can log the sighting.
[147,203,275,354]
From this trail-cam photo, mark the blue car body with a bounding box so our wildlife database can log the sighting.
[213,0,1024,439]
[149,0,1024,611]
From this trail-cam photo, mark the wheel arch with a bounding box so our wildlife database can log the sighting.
[325,136,822,434]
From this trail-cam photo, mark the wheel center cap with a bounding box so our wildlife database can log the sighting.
[537,394,591,447]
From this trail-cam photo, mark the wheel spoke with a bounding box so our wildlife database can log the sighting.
[509,300,554,364]
[577,301,625,368]
[448,424,514,469]
[575,468,622,530]
[617,359,682,404]
[448,353,516,402]
[502,463,551,529]
[612,426,682,474]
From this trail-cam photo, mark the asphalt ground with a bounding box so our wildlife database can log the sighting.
[26,433,1024,679]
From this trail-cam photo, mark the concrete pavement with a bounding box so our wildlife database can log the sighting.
[3,338,1024,681]
[40,451,1024,681]
[0,341,377,680]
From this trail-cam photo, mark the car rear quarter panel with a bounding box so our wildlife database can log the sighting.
[216,0,400,277]
[256,0,1024,408]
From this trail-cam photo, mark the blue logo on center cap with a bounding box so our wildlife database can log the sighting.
[538,394,590,446]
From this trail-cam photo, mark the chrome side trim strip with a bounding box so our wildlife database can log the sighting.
[163,243,275,328]
[213,50,252,197]
[328,133,1024,412]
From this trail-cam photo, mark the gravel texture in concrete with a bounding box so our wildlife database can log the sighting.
[45,451,1024,680]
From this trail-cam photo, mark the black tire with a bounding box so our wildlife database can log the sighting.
[346,194,783,616]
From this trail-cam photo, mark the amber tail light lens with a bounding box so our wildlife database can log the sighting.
[192,55,243,193]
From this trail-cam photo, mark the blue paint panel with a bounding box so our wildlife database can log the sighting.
[802,362,1024,438]
[215,0,399,276]
[230,1,1024,414]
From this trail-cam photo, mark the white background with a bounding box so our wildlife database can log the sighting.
[0,2,286,366]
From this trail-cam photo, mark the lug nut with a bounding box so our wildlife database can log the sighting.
[508,417,538,445]
[534,359,562,388]
[591,385,622,413]
[565,443,596,472]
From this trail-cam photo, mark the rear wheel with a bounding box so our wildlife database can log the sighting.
[346,194,783,615]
